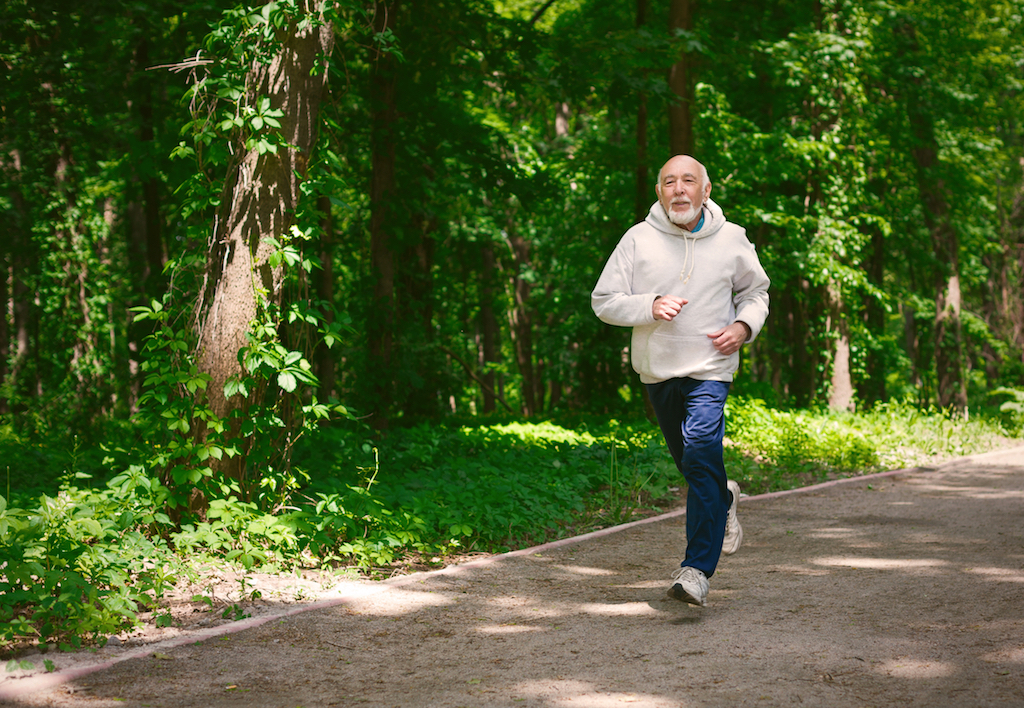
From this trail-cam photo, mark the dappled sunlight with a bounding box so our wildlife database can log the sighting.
[964,566,1024,583]
[340,586,456,616]
[486,594,563,618]
[980,646,1024,664]
[874,658,956,679]
[621,580,665,589]
[515,679,683,707]
[912,481,1024,500]
[577,602,661,617]
[807,526,863,539]
[553,564,619,576]
[476,624,547,634]
[767,564,831,576]
[812,556,949,570]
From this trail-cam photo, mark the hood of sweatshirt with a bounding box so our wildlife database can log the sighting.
[645,197,726,240]
[644,197,727,285]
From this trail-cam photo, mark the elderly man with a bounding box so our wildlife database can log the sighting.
[591,154,770,606]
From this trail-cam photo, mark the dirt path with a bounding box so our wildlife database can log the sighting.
[3,446,1023,708]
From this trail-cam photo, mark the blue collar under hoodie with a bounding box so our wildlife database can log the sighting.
[591,198,771,383]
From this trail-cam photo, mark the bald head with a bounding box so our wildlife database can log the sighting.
[655,155,712,229]
[657,155,709,190]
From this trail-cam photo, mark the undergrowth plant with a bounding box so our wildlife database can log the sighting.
[0,467,179,651]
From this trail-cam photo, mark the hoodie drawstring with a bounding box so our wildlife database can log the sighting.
[679,234,695,284]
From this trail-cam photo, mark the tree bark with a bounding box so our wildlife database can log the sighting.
[194,2,334,483]
[826,281,855,411]
[668,0,695,155]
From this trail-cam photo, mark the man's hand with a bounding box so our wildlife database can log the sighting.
[653,295,688,321]
[708,321,751,355]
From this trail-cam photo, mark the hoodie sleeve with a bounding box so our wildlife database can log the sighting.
[591,231,659,327]
[731,236,771,342]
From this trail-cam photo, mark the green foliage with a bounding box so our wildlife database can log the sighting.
[2,404,1018,652]
[988,387,1024,437]
[296,421,666,559]
[130,297,237,509]
[0,467,177,650]
[727,397,879,476]
[725,396,1012,488]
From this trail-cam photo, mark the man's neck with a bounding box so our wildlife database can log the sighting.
[686,210,705,232]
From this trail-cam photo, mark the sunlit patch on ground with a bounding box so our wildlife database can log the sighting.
[964,566,1024,583]
[345,586,456,615]
[554,564,619,576]
[808,526,863,538]
[911,482,1024,500]
[811,556,949,570]
[765,563,831,576]
[980,646,1024,664]
[475,623,546,634]
[578,602,661,616]
[875,658,956,678]
[514,679,683,706]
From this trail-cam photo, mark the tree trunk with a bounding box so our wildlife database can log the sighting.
[1009,166,1024,361]
[194,2,334,484]
[900,20,967,412]
[634,0,649,222]
[479,241,501,414]
[826,281,855,411]
[860,226,886,404]
[506,218,538,416]
[367,0,399,430]
[134,38,166,294]
[668,0,695,155]
[315,194,336,400]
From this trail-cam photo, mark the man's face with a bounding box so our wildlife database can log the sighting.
[656,156,711,229]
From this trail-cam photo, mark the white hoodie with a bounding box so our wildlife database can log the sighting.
[591,199,770,384]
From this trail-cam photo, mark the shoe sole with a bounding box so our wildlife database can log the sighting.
[722,521,743,555]
[723,481,743,555]
[667,583,706,607]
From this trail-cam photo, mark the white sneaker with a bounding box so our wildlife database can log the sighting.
[722,480,743,555]
[667,566,708,606]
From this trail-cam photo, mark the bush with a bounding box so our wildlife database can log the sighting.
[0,467,178,651]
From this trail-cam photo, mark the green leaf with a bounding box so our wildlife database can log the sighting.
[278,372,297,392]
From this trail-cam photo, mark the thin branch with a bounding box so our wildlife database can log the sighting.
[148,50,214,73]
[440,346,514,413]
[530,0,558,26]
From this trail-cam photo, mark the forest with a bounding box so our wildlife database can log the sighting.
[2,0,1024,649]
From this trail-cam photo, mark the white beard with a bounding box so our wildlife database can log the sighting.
[667,202,701,227]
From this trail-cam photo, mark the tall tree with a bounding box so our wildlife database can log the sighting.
[667,0,695,155]
[192,1,335,484]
